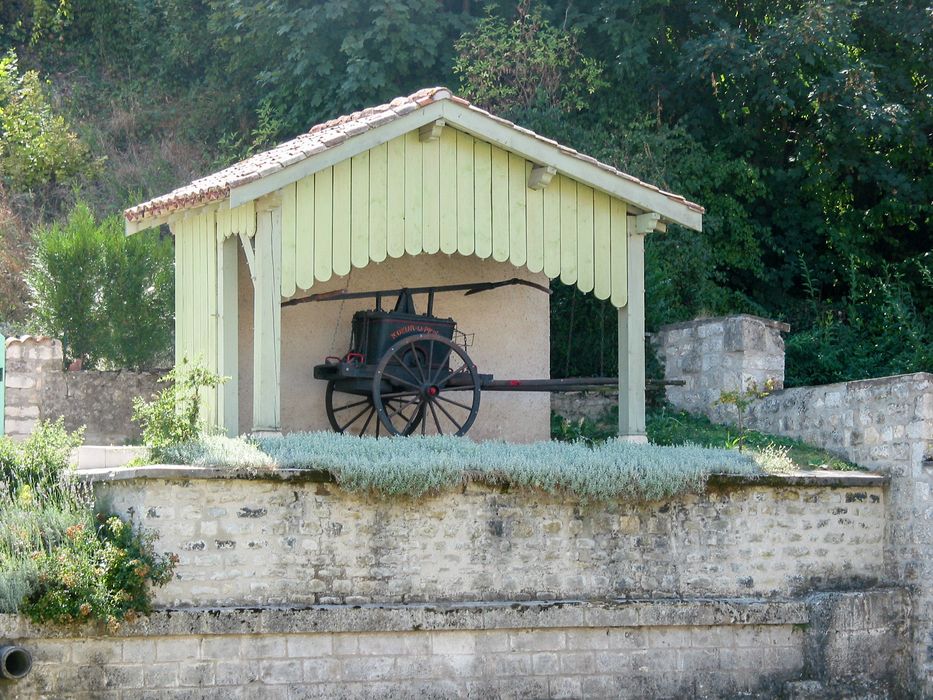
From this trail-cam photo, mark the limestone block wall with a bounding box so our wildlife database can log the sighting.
[739,372,933,695]
[0,589,910,699]
[654,314,789,421]
[2,337,164,444]
[86,469,886,609]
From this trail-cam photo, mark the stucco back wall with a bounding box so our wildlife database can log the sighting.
[238,251,551,441]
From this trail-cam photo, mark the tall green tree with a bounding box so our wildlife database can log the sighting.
[26,202,173,369]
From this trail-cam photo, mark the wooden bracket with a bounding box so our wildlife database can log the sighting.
[419,119,446,142]
[239,231,257,284]
[634,212,663,235]
[527,165,557,190]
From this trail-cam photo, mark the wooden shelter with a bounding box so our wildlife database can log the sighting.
[125,87,703,441]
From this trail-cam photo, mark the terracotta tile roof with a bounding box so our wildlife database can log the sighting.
[124,87,704,223]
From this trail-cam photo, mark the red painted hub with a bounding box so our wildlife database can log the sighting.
[427,386,438,397]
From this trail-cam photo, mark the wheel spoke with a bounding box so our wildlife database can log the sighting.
[411,342,428,383]
[384,373,420,390]
[436,364,467,388]
[436,394,475,412]
[401,403,421,434]
[342,403,373,430]
[429,401,443,435]
[433,397,464,431]
[394,359,423,386]
[359,407,375,436]
[332,397,373,412]
[431,347,454,385]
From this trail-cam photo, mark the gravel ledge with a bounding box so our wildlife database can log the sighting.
[77,464,887,488]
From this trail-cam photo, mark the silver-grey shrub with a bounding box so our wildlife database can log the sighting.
[171,432,760,503]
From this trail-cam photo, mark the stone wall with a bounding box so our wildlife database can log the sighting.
[0,589,910,699]
[87,468,886,609]
[649,314,933,695]
[739,372,933,695]
[654,315,789,421]
[3,336,164,444]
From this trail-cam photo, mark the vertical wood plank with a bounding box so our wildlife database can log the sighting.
[205,213,218,426]
[197,215,209,367]
[618,213,645,439]
[173,221,185,365]
[559,176,578,285]
[576,184,595,293]
[456,130,475,256]
[281,182,297,297]
[314,168,333,281]
[421,134,440,254]
[295,175,316,290]
[610,198,628,307]
[217,233,239,436]
[542,174,561,279]
[473,140,492,259]
[490,145,510,262]
[332,158,351,277]
[369,142,388,263]
[350,151,370,269]
[404,130,423,256]
[387,136,406,258]
[184,218,195,363]
[525,161,545,273]
[438,128,457,255]
[216,207,231,241]
[593,191,612,299]
[187,216,200,365]
[508,153,527,267]
[253,208,281,432]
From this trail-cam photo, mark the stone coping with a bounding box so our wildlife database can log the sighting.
[0,597,815,639]
[657,314,791,334]
[77,464,887,489]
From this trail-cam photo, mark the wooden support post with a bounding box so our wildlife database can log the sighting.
[617,214,648,442]
[252,207,282,434]
[216,234,239,437]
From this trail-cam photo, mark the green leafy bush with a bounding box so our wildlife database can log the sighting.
[0,51,93,191]
[26,200,173,368]
[0,418,84,504]
[22,516,175,629]
[132,360,225,459]
[0,421,175,624]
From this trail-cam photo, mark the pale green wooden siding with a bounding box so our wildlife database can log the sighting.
[173,211,222,426]
[204,126,631,309]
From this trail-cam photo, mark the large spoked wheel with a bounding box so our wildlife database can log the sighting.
[372,334,481,436]
[325,380,423,437]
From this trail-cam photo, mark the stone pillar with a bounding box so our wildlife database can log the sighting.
[655,315,789,421]
[3,337,63,441]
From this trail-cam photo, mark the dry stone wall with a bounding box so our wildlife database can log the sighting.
[0,589,910,699]
[3,337,164,444]
[649,314,933,695]
[654,314,789,422]
[86,469,887,609]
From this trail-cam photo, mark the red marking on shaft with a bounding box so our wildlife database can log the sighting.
[509,380,521,386]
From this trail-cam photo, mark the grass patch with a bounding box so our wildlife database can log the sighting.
[646,408,861,471]
[552,405,860,472]
[154,432,761,503]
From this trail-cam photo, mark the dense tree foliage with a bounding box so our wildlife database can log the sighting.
[0,0,929,382]
[26,202,173,368]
